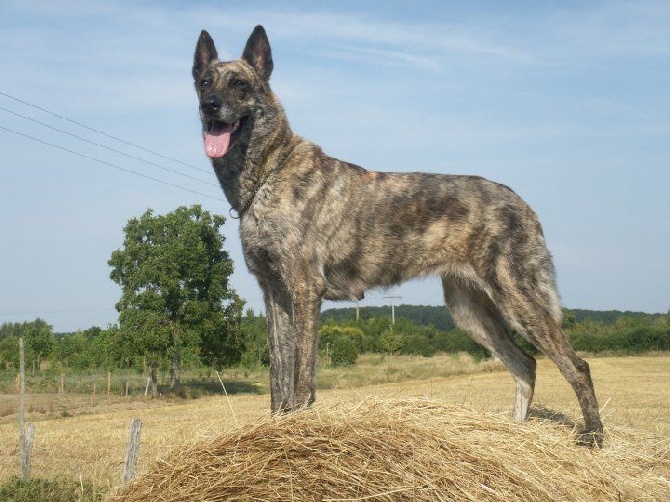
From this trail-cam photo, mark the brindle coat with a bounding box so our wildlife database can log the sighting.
[192,26,604,446]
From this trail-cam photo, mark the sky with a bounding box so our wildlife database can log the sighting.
[1,0,668,332]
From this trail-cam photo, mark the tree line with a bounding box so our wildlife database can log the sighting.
[320,305,669,364]
[1,306,667,376]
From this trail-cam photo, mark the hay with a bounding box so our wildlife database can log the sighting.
[113,398,670,501]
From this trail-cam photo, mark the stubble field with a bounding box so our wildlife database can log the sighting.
[0,354,668,499]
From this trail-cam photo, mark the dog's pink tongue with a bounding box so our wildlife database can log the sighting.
[204,123,233,158]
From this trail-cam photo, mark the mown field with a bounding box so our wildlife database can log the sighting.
[0,353,668,499]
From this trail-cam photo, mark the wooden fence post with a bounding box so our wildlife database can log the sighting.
[120,418,142,486]
[18,338,35,481]
[20,424,35,480]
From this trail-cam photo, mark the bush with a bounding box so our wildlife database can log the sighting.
[319,323,362,366]
[570,325,670,354]
[511,333,539,356]
[379,328,403,355]
[330,336,359,367]
[401,332,435,357]
[437,329,488,359]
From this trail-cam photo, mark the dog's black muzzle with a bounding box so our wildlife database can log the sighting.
[201,94,222,116]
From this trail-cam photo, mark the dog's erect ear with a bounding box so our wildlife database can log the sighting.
[193,30,218,81]
[242,25,273,81]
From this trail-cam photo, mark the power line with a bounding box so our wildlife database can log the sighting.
[0,105,219,188]
[0,125,225,202]
[0,89,210,175]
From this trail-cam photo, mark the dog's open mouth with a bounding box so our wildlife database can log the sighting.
[203,119,241,158]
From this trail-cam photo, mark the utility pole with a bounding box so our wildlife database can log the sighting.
[355,300,360,322]
[383,296,402,324]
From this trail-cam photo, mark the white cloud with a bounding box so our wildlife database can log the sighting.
[322,45,443,72]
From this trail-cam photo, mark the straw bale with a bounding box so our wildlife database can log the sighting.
[113,398,670,501]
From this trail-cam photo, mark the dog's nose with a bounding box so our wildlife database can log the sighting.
[201,95,222,115]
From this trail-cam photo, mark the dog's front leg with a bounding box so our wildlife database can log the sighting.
[291,287,322,409]
[262,280,296,414]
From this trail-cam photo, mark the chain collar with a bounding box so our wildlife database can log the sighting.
[228,163,280,220]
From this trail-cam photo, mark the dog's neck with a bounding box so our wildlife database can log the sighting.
[211,95,295,214]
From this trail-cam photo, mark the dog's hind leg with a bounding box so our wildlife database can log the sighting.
[492,276,604,446]
[506,304,603,445]
[262,280,296,414]
[442,276,537,422]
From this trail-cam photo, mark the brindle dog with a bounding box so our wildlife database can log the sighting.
[192,26,604,446]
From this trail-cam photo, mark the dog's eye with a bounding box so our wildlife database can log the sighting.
[231,78,248,89]
[199,78,209,88]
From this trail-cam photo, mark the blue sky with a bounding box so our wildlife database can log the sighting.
[1,0,668,332]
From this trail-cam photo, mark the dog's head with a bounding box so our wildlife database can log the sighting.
[192,26,274,159]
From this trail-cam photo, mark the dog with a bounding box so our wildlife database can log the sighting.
[192,25,604,446]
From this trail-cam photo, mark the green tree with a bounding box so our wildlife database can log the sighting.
[108,205,242,393]
[562,309,577,330]
[24,319,55,370]
[199,295,246,369]
[239,310,269,368]
[55,330,90,369]
[0,319,56,370]
[0,336,19,369]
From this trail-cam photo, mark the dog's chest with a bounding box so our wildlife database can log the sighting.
[239,215,287,279]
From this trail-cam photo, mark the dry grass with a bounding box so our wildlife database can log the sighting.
[0,354,668,498]
[317,352,502,390]
[111,398,670,501]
